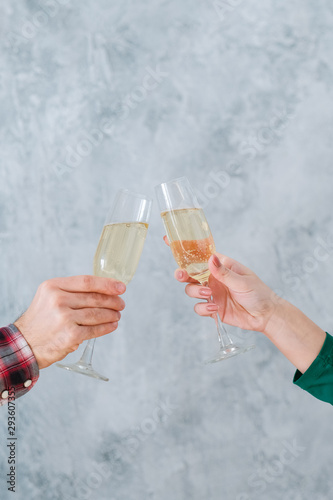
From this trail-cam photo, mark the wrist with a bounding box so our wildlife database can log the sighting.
[13,319,43,369]
[261,295,326,373]
[262,296,290,339]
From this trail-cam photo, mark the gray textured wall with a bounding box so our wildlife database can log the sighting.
[1,1,333,499]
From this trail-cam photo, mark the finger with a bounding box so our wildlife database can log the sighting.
[215,253,253,276]
[50,276,126,295]
[78,321,119,341]
[185,283,212,299]
[174,269,199,284]
[73,307,121,326]
[62,292,125,311]
[163,235,170,246]
[209,255,250,292]
[194,302,219,317]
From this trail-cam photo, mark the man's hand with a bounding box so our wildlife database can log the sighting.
[14,276,126,369]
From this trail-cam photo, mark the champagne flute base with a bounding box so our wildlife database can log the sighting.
[205,343,255,364]
[56,362,109,381]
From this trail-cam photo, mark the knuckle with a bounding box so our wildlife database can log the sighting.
[97,322,116,336]
[112,298,125,311]
[58,307,70,323]
[97,294,113,307]
[218,265,228,276]
[194,303,205,316]
[82,275,93,289]
[85,292,98,306]
[107,309,121,321]
[110,321,118,332]
[82,325,93,338]
[68,326,80,344]
[52,298,69,317]
[39,280,53,293]
[107,279,117,292]
[51,293,64,309]
[84,308,97,322]
[97,293,108,304]
[105,310,119,323]
[186,284,198,297]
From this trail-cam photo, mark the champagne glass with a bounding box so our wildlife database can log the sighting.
[57,189,152,380]
[155,176,255,362]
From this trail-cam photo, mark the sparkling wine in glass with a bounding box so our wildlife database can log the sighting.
[57,189,152,380]
[155,176,255,362]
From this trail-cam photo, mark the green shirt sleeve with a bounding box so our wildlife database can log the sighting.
[293,332,333,405]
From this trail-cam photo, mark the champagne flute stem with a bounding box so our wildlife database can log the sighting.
[214,307,233,348]
[204,289,233,349]
[78,338,96,366]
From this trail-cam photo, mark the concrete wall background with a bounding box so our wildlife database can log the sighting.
[0,1,333,499]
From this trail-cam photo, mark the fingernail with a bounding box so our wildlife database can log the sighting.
[212,255,221,268]
[200,288,212,296]
[116,283,126,293]
[207,304,218,311]
[177,271,184,279]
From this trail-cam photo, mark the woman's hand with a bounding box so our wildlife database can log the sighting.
[165,236,327,372]
[175,252,278,333]
[163,235,278,333]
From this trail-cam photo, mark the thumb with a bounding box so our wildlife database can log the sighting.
[208,254,248,292]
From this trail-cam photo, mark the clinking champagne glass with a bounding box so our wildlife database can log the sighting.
[155,176,255,362]
[57,189,152,380]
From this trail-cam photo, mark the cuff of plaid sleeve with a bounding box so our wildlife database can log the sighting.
[0,324,39,403]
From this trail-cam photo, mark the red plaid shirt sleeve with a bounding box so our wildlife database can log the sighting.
[0,324,39,405]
